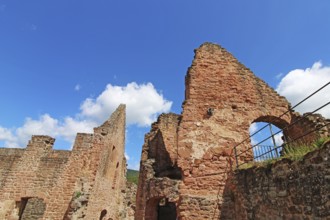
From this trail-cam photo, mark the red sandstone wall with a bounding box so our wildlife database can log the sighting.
[135,113,181,220]
[0,104,127,220]
[175,43,292,219]
[84,105,127,219]
[0,149,24,189]
[287,112,330,144]
[135,43,293,220]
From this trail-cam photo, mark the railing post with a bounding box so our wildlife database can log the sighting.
[269,124,279,158]
[234,146,239,168]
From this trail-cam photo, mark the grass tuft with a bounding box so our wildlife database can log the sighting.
[283,137,330,161]
[238,137,330,170]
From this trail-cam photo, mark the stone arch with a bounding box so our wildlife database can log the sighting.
[249,115,291,161]
[252,115,290,133]
[251,115,291,142]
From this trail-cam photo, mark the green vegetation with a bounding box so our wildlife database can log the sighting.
[238,137,330,170]
[127,169,139,184]
[74,191,82,199]
[282,143,316,161]
[282,137,330,161]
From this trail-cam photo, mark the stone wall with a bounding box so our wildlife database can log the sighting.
[135,113,181,220]
[221,141,330,220]
[176,43,292,219]
[0,104,127,220]
[287,112,330,144]
[125,182,137,220]
[135,43,329,219]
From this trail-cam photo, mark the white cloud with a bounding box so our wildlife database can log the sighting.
[0,82,172,149]
[80,82,172,126]
[15,115,59,146]
[125,152,130,161]
[58,117,97,142]
[274,133,284,146]
[276,61,330,118]
[0,127,16,147]
[249,123,258,145]
[74,84,81,91]
[249,123,258,134]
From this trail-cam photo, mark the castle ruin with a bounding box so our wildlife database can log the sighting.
[135,43,330,219]
[0,105,127,220]
[0,43,329,220]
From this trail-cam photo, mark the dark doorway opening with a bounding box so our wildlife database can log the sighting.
[158,198,176,220]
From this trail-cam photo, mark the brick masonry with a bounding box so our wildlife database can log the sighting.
[136,43,330,219]
[0,104,127,220]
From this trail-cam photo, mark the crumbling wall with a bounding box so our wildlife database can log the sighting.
[222,141,330,219]
[175,43,292,219]
[135,113,181,220]
[136,43,295,219]
[125,182,137,220]
[0,104,127,220]
[287,112,330,144]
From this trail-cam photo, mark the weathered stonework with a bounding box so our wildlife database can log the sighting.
[136,43,329,219]
[0,105,127,220]
[135,113,182,220]
[287,112,330,144]
[125,182,137,220]
[223,141,330,220]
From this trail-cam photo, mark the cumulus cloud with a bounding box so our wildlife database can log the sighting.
[0,115,97,148]
[0,82,172,148]
[276,61,330,118]
[80,82,172,126]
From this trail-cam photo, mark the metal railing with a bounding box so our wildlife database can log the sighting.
[233,81,330,168]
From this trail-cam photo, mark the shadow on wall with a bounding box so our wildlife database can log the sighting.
[149,130,182,180]
[17,197,46,220]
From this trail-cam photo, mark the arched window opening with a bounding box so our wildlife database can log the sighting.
[99,209,107,220]
[249,122,285,161]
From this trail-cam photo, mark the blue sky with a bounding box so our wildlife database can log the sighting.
[0,1,330,169]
